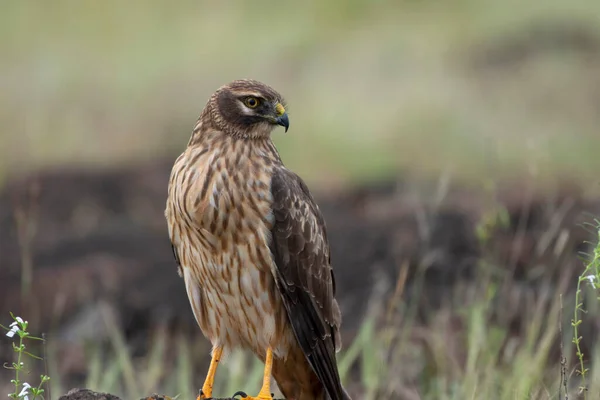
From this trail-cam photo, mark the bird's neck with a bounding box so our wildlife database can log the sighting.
[187,122,283,167]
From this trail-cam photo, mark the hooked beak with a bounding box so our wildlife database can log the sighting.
[274,102,289,132]
[275,112,289,132]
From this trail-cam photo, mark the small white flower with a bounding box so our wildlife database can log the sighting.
[6,325,19,338]
[9,321,18,327]
[15,317,24,324]
[586,275,597,288]
[18,383,31,400]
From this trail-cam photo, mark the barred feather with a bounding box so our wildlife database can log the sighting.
[165,80,350,400]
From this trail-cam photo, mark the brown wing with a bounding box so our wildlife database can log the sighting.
[269,167,344,400]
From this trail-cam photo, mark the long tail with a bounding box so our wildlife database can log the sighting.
[272,348,352,400]
[339,386,352,400]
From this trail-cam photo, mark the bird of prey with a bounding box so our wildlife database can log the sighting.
[165,79,351,400]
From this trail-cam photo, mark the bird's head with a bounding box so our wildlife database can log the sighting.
[208,79,289,139]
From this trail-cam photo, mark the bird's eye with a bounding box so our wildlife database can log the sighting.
[244,97,259,108]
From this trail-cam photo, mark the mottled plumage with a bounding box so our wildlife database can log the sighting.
[165,79,350,400]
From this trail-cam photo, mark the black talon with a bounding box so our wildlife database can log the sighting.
[231,391,248,399]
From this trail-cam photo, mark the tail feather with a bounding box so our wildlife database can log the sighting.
[273,346,351,400]
[327,385,352,400]
[340,386,352,400]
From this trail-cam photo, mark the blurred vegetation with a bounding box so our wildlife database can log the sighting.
[3,1,600,399]
[6,228,600,399]
[2,0,600,188]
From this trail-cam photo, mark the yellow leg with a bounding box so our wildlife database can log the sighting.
[240,347,273,400]
[198,346,223,400]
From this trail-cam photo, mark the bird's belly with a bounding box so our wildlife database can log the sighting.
[187,243,293,358]
[175,162,294,357]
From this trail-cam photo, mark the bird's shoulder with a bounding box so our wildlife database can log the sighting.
[269,165,332,292]
[270,166,327,238]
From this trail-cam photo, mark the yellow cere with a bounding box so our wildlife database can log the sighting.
[275,103,285,116]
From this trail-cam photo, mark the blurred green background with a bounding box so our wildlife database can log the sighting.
[2,0,600,188]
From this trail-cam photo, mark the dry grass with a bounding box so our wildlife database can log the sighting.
[3,193,600,400]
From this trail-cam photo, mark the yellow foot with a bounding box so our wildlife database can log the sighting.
[232,346,274,400]
[231,390,273,400]
[198,346,223,400]
[196,389,211,400]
